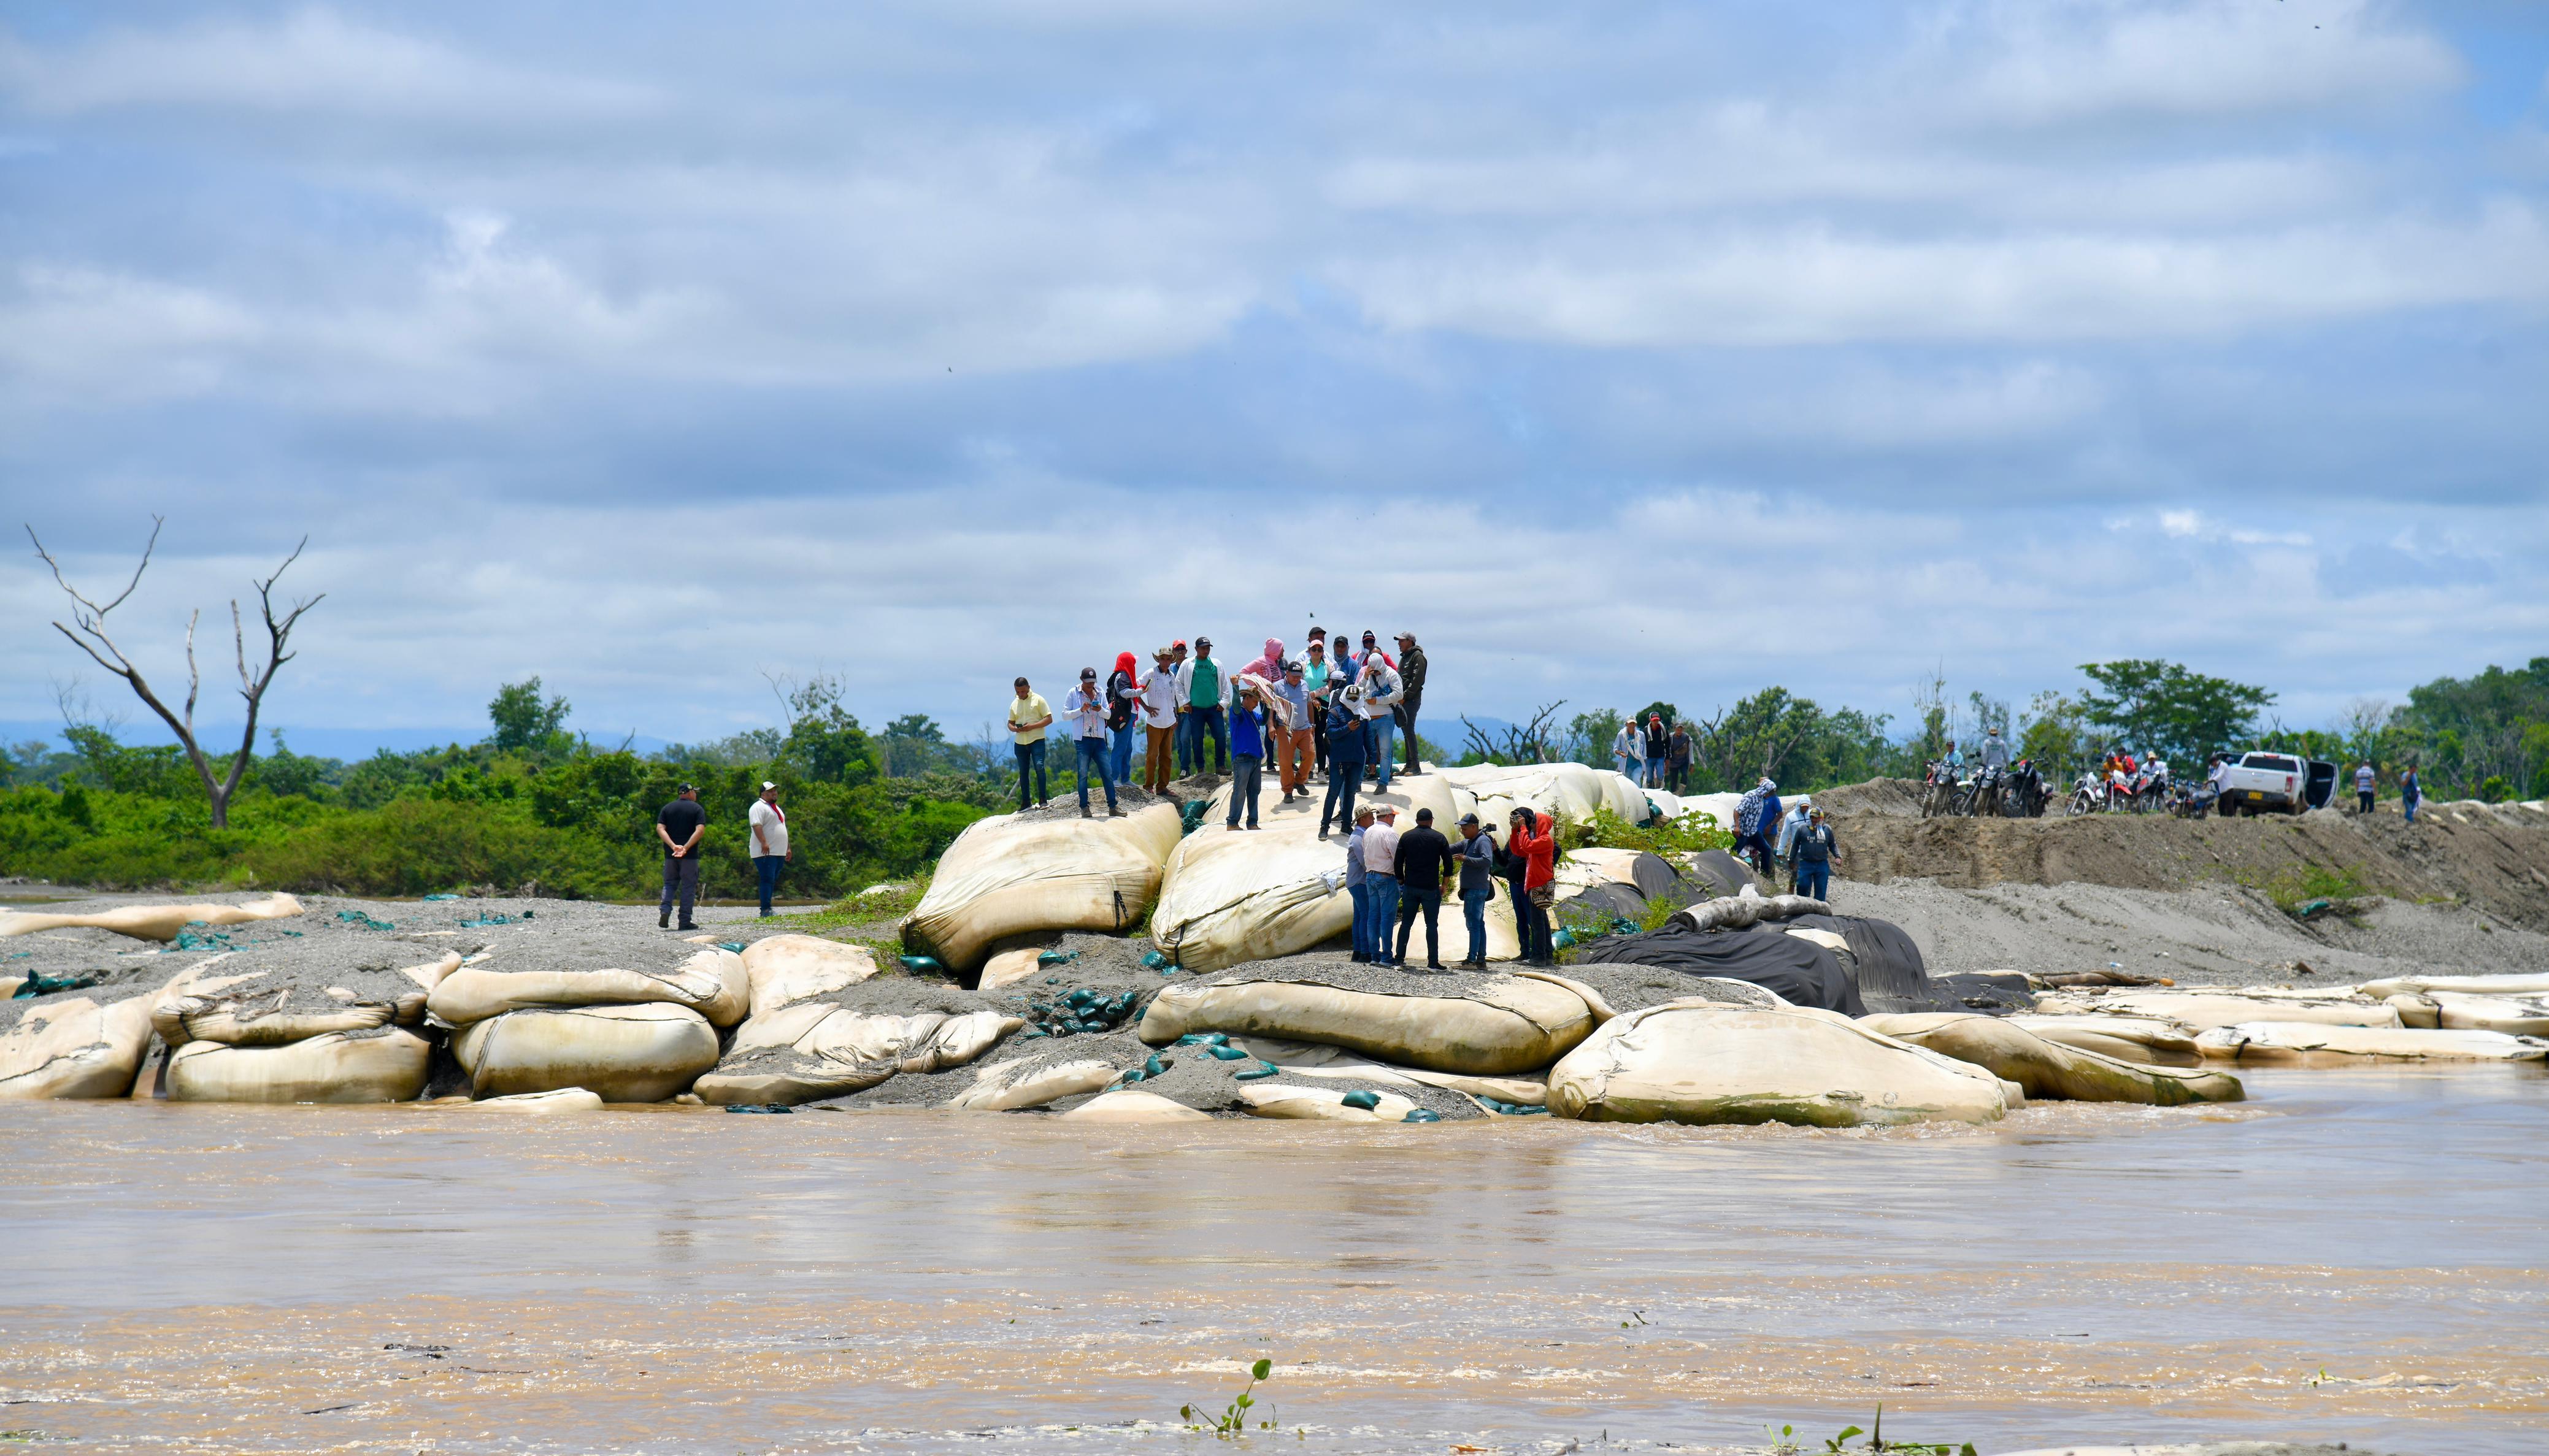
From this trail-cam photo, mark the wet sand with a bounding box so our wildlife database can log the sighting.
[2,1067,2542,1455]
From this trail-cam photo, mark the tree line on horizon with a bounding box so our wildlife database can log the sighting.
[2,656,2542,897]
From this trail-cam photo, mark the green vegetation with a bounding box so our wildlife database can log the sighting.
[1767,1405,1975,1455]
[0,676,1004,899]
[2239,862,2379,919]
[1179,1357,1277,1435]
[1568,805,1733,858]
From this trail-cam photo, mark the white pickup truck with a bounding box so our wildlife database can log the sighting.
[2213,751,2337,817]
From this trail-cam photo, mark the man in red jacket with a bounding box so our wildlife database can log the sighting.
[1505,806,1557,966]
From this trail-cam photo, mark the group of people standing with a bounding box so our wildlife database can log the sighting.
[1341,801,1561,970]
[1729,777,1837,901]
[1004,627,1429,825]
[1611,713,1696,792]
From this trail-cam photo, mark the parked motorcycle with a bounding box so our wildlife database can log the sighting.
[1921,760,1961,819]
[1964,763,2006,818]
[2067,771,2104,815]
[2001,759,2048,818]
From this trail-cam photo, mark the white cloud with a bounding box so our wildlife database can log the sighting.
[1336,202,2549,347]
[0,8,653,123]
[1936,0,2464,124]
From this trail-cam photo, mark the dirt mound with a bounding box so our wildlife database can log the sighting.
[1811,776,1926,818]
[1828,794,2549,933]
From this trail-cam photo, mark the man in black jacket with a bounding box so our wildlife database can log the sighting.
[1393,630,1427,777]
[1791,807,1837,902]
[655,784,707,930]
[1390,805,1455,970]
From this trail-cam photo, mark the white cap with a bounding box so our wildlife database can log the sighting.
[761,781,777,791]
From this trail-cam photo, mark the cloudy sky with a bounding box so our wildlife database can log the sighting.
[4,0,2545,754]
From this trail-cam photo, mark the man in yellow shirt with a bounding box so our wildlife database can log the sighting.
[1007,676,1053,811]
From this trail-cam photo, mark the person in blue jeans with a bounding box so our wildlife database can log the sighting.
[1319,686,1369,837]
[1362,804,1402,967]
[1105,651,1140,790]
[747,781,791,918]
[1063,667,1121,819]
[1344,805,1375,961]
[2401,767,2421,824]
[1451,813,1497,968]
[1791,807,1836,901]
[1007,677,1053,811]
[1224,685,1267,829]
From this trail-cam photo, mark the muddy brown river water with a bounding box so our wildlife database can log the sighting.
[2,1067,2542,1455]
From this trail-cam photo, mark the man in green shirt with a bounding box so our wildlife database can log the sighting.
[1007,676,1053,811]
[1177,636,1231,775]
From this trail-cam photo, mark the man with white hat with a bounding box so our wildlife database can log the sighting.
[749,780,792,918]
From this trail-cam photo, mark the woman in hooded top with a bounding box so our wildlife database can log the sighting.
[1105,651,1141,790]
[1244,637,1286,691]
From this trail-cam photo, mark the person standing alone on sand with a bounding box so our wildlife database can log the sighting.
[656,784,707,930]
[748,781,791,918]
[2356,761,2377,816]
[2402,765,2421,824]
[1007,677,1053,811]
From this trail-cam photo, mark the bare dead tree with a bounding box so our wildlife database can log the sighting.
[1461,700,1569,765]
[26,517,324,829]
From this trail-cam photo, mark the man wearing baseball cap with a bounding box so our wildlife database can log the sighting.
[1451,811,1497,968]
[748,780,792,918]
[1361,804,1403,968]
[1393,631,1426,778]
[1063,667,1121,818]
[655,783,706,931]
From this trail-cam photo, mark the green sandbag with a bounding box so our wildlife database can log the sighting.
[1403,1108,1440,1123]
[1341,1090,1380,1110]
[1205,1044,1248,1061]
[1234,1061,1279,1081]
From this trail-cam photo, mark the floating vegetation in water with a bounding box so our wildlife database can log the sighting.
[1180,1356,1276,1436]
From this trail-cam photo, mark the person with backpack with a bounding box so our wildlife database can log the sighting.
[1105,651,1140,791]
[1791,807,1837,902]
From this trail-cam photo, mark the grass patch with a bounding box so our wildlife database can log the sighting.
[794,868,931,933]
[1567,805,1734,857]
[2237,861,2378,919]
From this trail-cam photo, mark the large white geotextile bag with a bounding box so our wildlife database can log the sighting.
[1139,973,1593,1076]
[692,1006,1025,1105]
[452,1002,721,1102]
[2358,971,2549,1000]
[1859,1013,2243,1105]
[151,950,457,1047]
[2036,991,2401,1034]
[904,803,1184,973]
[1437,762,1634,829]
[1546,1000,2010,1126]
[427,948,749,1029]
[945,1056,1118,1111]
[1152,778,1461,973]
[0,893,305,943]
[737,935,877,1019]
[2006,1014,2204,1067]
[1237,1082,1421,1122]
[2195,1022,2549,1062]
[167,1029,432,1103]
[0,994,158,1100]
[1063,1088,1210,1122]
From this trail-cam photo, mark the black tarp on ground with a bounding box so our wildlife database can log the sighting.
[1556,882,1648,927]
[1615,851,1683,903]
[1766,913,1934,1013]
[1573,924,1864,1016]
[1687,849,1756,899]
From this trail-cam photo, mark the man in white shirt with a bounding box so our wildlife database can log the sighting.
[1063,667,1121,818]
[1357,656,1403,793]
[1359,805,1404,968]
[1140,645,1180,794]
[748,781,791,918]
